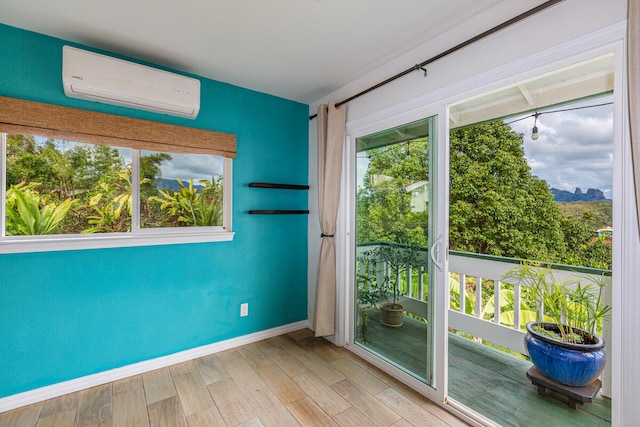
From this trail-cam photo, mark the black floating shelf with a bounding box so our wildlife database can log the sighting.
[249,210,309,215]
[249,182,309,190]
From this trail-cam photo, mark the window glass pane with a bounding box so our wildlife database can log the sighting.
[140,151,224,228]
[5,133,132,235]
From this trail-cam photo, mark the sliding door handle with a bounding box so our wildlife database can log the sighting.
[430,235,443,271]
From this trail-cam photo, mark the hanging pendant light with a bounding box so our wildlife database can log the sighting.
[531,112,540,140]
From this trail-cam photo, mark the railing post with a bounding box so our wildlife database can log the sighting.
[513,283,521,330]
[475,277,483,318]
[494,281,501,325]
[459,273,466,313]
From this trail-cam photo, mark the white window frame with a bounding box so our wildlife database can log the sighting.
[0,134,234,254]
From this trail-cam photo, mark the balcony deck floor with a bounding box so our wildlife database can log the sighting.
[359,312,611,426]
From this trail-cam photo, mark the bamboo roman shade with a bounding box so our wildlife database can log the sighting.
[0,96,236,158]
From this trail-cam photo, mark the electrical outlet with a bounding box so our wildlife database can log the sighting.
[240,303,248,317]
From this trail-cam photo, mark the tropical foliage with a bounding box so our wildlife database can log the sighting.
[5,182,76,235]
[148,177,223,227]
[357,244,423,307]
[4,134,223,235]
[503,263,611,343]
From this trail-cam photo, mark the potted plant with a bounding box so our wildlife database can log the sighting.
[503,263,611,387]
[355,271,383,342]
[359,243,421,328]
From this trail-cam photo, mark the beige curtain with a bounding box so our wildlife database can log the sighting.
[630,0,640,233]
[314,102,346,337]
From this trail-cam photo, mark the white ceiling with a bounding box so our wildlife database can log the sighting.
[1,0,552,105]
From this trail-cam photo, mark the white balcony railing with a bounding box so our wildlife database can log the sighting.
[355,243,612,395]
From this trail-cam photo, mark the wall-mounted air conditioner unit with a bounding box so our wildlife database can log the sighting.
[62,46,200,119]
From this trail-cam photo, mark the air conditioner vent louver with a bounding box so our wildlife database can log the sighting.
[62,46,200,119]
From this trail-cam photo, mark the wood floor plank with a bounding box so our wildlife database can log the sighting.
[239,343,277,370]
[36,394,78,427]
[256,364,306,404]
[291,349,346,385]
[172,371,215,417]
[292,371,351,416]
[113,375,142,395]
[330,358,388,395]
[214,347,240,363]
[35,409,77,427]
[76,384,112,427]
[332,407,378,427]
[39,394,78,418]
[170,360,197,377]
[264,346,308,377]
[369,371,428,407]
[297,337,344,362]
[286,328,315,342]
[185,406,226,427]
[265,335,292,348]
[390,419,414,427]
[147,396,188,427]
[207,377,257,426]
[195,354,230,385]
[285,396,338,427]
[376,387,448,426]
[245,387,301,427]
[0,402,42,427]
[217,351,267,393]
[330,379,401,427]
[112,376,150,427]
[237,417,265,427]
[420,402,471,427]
[143,367,178,405]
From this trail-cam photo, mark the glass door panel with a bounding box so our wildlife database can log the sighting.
[354,116,437,386]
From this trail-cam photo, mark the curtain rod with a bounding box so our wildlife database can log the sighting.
[309,0,564,120]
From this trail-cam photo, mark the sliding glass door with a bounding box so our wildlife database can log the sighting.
[352,116,441,387]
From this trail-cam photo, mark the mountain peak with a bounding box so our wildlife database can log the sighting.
[551,187,609,202]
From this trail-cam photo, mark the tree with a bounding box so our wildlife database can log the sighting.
[356,138,429,246]
[139,152,172,223]
[357,121,585,264]
[6,135,58,191]
[449,122,566,261]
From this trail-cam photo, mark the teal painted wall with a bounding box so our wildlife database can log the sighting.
[0,24,308,398]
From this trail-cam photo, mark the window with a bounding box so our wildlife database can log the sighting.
[139,151,225,229]
[0,96,235,253]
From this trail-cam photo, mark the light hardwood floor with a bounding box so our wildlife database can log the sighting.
[0,329,468,427]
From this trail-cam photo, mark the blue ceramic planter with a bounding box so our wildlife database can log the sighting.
[525,322,606,387]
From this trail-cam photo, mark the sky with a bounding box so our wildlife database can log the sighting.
[357,95,614,197]
[507,95,614,199]
[145,151,223,182]
[39,139,223,182]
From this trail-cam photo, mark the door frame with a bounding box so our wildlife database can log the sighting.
[338,104,450,403]
[334,26,630,425]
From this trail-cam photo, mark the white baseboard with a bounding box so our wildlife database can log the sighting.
[0,320,309,413]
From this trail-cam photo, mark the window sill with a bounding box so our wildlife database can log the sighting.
[0,231,235,254]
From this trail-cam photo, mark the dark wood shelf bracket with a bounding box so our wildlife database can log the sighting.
[249,210,309,215]
[249,182,309,190]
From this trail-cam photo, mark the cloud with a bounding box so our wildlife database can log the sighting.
[508,96,613,198]
[152,152,224,181]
